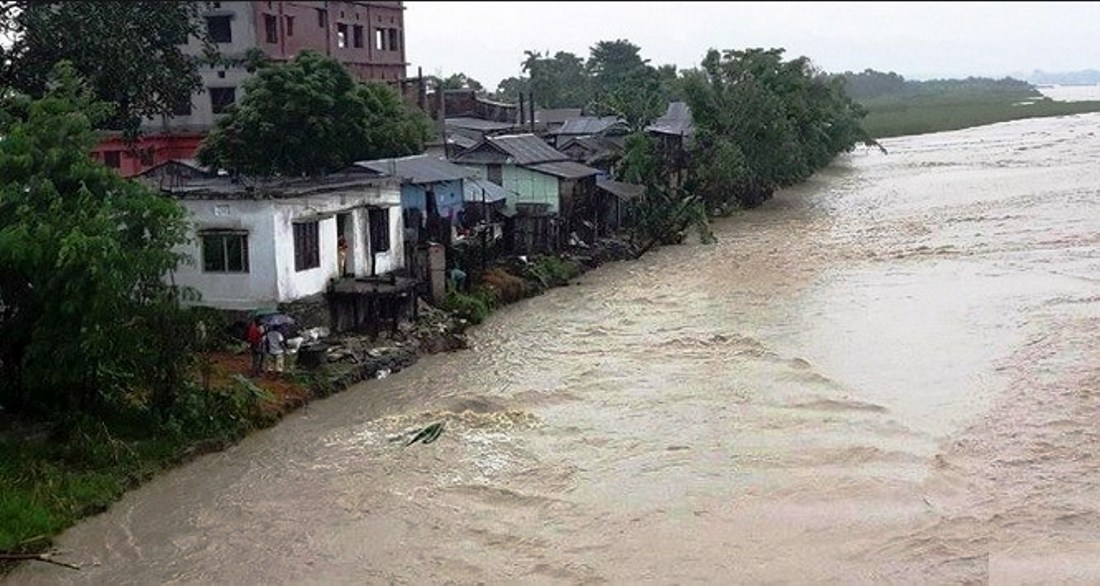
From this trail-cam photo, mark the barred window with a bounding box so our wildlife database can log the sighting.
[368,208,390,253]
[294,221,320,271]
[201,231,249,273]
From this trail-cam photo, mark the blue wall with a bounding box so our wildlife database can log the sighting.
[400,179,466,223]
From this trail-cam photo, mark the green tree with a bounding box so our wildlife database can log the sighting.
[592,67,664,132]
[440,72,484,92]
[587,39,651,99]
[197,50,430,177]
[0,63,193,416]
[521,50,590,108]
[493,76,530,102]
[0,1,213,139]
[615,132,712,249]
[683,47,869,208]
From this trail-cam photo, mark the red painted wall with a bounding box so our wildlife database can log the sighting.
[91,134,205,178]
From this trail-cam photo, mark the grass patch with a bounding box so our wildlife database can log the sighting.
[442,287,498,324]
[522,256,582,290]
[861,94,1100,139]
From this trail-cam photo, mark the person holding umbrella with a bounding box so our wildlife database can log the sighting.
[262,323,287,376]
[246,317,266,376]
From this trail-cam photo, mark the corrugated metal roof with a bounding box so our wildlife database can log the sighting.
[527,160,601,179]
[487,134,568,165]
[445,117,518,132]
[596,179,645,201]
[448,133,479,149]
[356,154,474,185]
[463,177,512,203]
[535,108,583,124]
[556,116,624,136]
[646,101,695,136]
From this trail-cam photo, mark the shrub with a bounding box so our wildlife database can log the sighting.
[480,268,530,304]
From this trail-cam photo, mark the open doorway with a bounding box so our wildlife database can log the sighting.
[336,212,351,277]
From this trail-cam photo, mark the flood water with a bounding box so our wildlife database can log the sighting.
[11,112,1100,584]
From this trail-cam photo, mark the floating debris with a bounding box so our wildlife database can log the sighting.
[403,421,445,447]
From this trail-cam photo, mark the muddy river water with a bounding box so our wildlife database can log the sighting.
[11,110,1100,584]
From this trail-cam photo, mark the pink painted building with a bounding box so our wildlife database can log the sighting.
[93,1,408,177]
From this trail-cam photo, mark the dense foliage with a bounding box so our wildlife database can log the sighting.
[682,48,873,210]
[0,64,196,416]
[0,1,211,140]
[197,50,431,177]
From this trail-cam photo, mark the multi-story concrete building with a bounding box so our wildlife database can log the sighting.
[94,1,407,177]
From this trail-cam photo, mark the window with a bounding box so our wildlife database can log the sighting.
[103,151,121,169]
[388,28,399,51]
[285,15,294,36]
[352,25,363,48]
[216,70,226,79]
[205,15,231,43]
[368,208,390,253]
[316,8,327,28]
[264,14,277,43]
[375,28,384,50]
[209,87,236,114]
[201,231,249,273]
[487,164,502,185]
[293,221,320,271]
[337,23,348,48]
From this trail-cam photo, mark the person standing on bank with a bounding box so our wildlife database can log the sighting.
[246,318,265,376]
[263,325,287,376]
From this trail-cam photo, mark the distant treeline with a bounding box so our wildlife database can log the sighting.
[838,69,1040,101]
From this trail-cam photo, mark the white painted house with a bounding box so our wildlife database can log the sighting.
[138,161,405,310]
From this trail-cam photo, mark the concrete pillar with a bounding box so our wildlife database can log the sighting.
[428,242,446,304]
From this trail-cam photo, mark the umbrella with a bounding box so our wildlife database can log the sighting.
[258,313,294,329]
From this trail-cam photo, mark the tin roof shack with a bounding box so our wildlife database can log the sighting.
[138,164,405,313]
[550,116,628,148]
[595,179,645,233]
[355,155,475,281]
[646,101,696,187]
[452,134,602,251]
[558,135,626,174]
[534,108,583,134]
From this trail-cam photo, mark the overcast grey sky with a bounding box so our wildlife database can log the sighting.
[404,2,1100,89]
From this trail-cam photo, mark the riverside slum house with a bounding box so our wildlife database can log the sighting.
[451,134,605,252]
[136,162,416,336]
[354,154,498,282]
[646,101,696,187]
[533,108,583,135]
[545,116,640,233]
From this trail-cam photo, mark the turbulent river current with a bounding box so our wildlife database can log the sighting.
[11,110,1100,584]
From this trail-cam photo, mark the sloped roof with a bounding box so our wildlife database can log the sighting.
[526,160,601,179]
[556,116,625,136]
[535,108,583,124]
[597,179,645,201]
[560,135,623,155]
[445,117,517,132]
[646,101,695,136]
[134,158,215,178]
[356,154,474,185]
[487,134,569,165]
[463,177,512,203]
